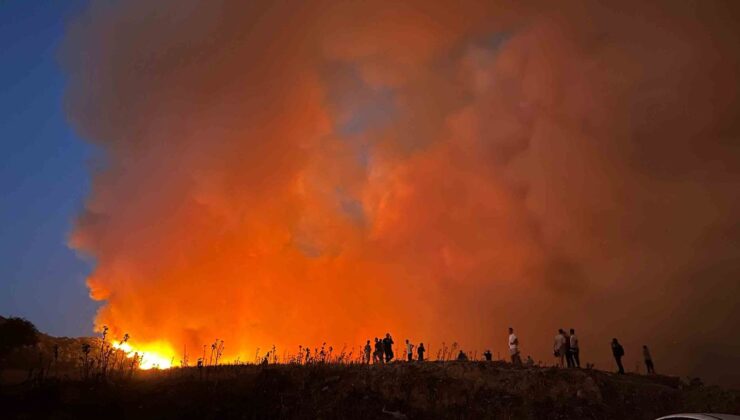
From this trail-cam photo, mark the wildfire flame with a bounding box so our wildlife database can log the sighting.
[111,340,175,370]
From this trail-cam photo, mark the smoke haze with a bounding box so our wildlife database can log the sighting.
[63,0,740,385]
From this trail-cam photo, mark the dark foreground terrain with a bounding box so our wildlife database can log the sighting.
[2,362,739,420]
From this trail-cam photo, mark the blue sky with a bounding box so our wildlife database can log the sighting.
[0,0,98,337]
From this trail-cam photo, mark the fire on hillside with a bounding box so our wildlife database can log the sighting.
[111,340,175,370]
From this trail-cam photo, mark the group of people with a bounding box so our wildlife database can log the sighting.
[362,328,657,376]
[510,326,656,375]
[553,328,581,368]
[610,338,656,375]
[363,334,427,364]
[508,327,560,367]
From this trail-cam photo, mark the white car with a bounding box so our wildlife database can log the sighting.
[656,414,740,420]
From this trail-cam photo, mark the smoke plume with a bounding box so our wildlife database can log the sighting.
[63,0,740,384]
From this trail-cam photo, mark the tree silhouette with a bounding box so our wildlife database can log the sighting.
[0,317,39,356]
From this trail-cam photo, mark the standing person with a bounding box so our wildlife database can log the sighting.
[363,340,372,364]
[373,338,384,364]
[564,330,574,368]
[553,329,566,367]
[383,333,395,362]
[569,329,580,368]
[405,339,414,362]
[508,327,522,365]
[417,342,425,361]
[643,345,655,374]
[611,338,625,374]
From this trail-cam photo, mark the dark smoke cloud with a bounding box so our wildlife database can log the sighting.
[63,0,740,384]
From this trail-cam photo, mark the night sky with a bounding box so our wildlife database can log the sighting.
[0,0,98,336]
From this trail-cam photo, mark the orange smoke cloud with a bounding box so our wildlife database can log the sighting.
[63,1,740,384]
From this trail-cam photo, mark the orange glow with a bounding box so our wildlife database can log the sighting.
[111,340,175,370]
[64,0,740,386]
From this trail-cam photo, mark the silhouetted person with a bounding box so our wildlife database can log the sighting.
[417,342,425,361]
[569,328,580,368]
[457,350,468,361]
[383,333,394,362]
[484,350,493,361]
[508,327,522,365]
[564,330,574,368]
[611,338,625,374]
[643,345,655,374]
[374,337,384,364]
[405,339,414,362]
[526,355,535,367]
[554,329,566,367]
[364,340,372,364]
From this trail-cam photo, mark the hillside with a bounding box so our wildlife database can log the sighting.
[1,318,738,419]
[2,361,739,419]
[0,315,102,375]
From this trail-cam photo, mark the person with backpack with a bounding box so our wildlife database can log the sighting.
[417,342,425,361]
[611,338,625,374]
